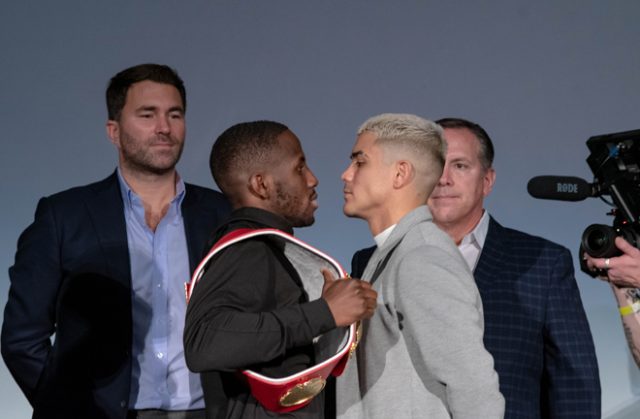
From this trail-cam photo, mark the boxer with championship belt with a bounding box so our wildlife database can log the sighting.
[184,121,377,419]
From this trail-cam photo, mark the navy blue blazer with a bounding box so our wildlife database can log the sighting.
[1,172,231,419]
[351,217,601,419]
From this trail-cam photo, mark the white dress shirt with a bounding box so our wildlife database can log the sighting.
[458,211,490,271]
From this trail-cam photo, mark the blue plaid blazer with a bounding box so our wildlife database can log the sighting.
[350,217,601,419]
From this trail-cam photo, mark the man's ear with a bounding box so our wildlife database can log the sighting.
[248,173,271,200]
[106,120,120,148]
[393,160,414,188]
[483,167,496,198]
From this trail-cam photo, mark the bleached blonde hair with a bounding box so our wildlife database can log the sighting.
[358,113,446,194]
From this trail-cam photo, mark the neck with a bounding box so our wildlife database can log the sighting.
[120,166,178,231]
[368,217,394,237]
[437,211,483,245]
[368,200,421,236]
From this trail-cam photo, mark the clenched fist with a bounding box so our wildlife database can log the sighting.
[321,269,378,327]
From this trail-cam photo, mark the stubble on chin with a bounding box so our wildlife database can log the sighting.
[121,139,183,175]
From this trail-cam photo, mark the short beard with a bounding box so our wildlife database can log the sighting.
[275,183,314,227]
[120,132,183,175]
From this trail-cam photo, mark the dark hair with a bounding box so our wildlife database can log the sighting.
[436,117,495,169]
[210,121,289,196]
[106,63,186,121]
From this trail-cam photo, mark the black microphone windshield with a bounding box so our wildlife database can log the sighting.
[527,176,592,201]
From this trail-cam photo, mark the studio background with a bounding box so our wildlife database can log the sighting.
[1,1,639,417]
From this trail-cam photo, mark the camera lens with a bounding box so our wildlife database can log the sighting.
[581,224,620,258]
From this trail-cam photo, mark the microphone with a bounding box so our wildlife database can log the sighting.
[527,176,596,201]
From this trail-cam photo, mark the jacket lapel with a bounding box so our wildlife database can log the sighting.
[474,217,506,288]
[83,172,131,289]
[181,185,215,273]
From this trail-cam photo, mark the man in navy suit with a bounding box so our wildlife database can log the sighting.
[351,117,601,418]
[1,64,230,419]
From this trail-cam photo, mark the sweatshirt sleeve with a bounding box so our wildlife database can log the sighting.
[184,238,336,373]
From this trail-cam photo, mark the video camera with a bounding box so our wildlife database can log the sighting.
[527,128,640,260]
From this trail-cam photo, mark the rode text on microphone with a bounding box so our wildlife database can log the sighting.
[527,129,640,266]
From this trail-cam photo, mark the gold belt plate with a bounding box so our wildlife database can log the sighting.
[279,376,327,407]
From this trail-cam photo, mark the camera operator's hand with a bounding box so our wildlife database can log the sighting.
[321,269,378,327]
[584,236,640,288]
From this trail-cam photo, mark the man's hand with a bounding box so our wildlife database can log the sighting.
[584,236,640,288]
[321,269,378,327]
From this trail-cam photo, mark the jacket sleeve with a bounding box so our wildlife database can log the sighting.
[183,239,336,373]
[1,197,61,404]
[395,245,505,419]
[542,247,601,418]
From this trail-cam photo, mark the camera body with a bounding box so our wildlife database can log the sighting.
[580,129,640,258]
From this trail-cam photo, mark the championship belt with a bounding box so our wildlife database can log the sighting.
[185,228,358,413]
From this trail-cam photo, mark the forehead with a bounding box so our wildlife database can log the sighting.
[352,131,380,155]
[443,128,481,160]
[124,80,183,108]
[276,129,304,158]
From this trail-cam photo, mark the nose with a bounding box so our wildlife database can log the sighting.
[155,115,171,135]
[307,168,319,188]
[341,164,353,182]
[438,165,452,186]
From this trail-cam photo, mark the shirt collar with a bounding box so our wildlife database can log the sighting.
[460,210,490,250]
[116,167,186,213]
[226,207,295,235]
[374,224,397,248]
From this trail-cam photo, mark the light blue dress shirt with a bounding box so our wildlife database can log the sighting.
[117,169,204,410]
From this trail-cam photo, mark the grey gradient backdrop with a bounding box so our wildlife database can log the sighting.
[1,1,639,418]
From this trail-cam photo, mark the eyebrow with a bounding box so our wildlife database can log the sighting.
[136,105,184,113]
[449,156,471,163]
[350,151,367,160]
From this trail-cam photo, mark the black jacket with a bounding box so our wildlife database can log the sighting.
[184,207,336,419]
